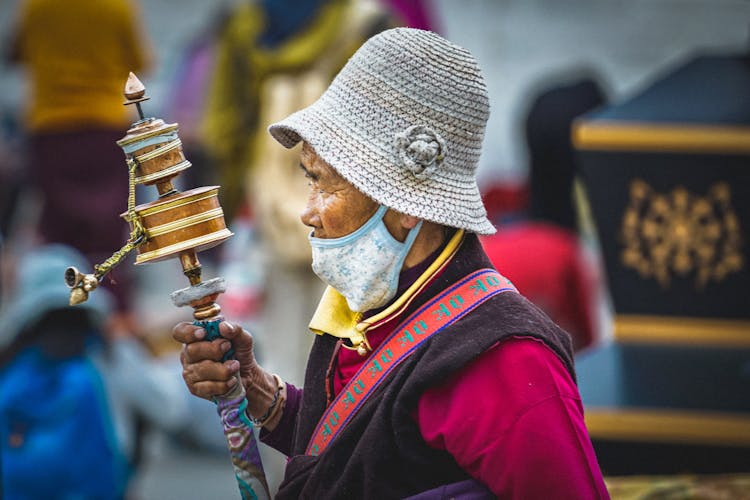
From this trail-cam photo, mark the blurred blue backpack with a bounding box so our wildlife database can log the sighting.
[0,347,129,499]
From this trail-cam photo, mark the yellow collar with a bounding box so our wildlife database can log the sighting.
[308,230,465,352]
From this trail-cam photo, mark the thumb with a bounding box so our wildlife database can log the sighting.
[220,321,258,368]
[220,321,250,344]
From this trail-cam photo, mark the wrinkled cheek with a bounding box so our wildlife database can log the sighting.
[319,202,353,236]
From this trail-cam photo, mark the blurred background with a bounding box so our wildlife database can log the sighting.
[1,0,749,498]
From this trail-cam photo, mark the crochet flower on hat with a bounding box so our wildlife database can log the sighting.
[394,125,447,180]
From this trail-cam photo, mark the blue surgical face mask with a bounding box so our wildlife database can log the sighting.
[309,205,423,312]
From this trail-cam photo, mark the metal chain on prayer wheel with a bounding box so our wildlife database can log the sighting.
[64,72,270,500]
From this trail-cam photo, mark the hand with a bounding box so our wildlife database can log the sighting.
[172,321,241,400]
[172,321,278,417]
[215,321,269,396]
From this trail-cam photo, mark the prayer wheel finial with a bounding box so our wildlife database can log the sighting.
[124,72,146,100]
[123,72,150,120]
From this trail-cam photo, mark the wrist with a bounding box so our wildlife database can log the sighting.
[246,373,285,429]
[260,382,286,431]
[241,368,272,401]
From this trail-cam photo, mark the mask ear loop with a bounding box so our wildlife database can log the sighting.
[308,205,388,248]
[401,219,424,255]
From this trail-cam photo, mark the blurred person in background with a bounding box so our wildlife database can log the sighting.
[0,112,24,244]
[193,0,435,223]
[174,28,609,499]
[0,244,190,499]
[200,0,393,390]
[167,0,436,389]
[481,75,609,351]
[5,0,152,333]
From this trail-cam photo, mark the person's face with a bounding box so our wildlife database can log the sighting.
[299,143,379,239]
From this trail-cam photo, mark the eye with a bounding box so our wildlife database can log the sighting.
[299,163,318,183]
[307,175,321,191]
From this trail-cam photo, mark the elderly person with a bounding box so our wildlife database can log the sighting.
[174,28,609,499]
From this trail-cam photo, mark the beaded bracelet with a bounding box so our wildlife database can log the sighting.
[247,373,284,427]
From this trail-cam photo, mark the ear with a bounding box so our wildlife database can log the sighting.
[400,214,421,229]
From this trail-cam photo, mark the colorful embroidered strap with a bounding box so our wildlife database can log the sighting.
[306,268,517,456]
[215,387,271,500]
[199,318,268,500]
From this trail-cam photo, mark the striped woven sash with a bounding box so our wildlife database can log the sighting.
[307,268,517,456]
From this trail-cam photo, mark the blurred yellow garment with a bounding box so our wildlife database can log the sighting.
[10,0,151,314]
[14,0,148,131]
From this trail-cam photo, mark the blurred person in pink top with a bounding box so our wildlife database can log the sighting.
[481,75,609,352]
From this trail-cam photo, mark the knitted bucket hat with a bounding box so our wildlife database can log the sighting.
[0,244,113,349]
[268,27,495,234]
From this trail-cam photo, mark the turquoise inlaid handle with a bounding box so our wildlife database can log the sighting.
[194,318,235,362]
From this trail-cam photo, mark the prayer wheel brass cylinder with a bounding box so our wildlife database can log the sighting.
[128,186,233,264]
[117,118,191,193]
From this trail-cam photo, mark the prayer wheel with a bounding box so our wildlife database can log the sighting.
[65,72,233,321]
[64,72,271,500]
[117,119,191,190]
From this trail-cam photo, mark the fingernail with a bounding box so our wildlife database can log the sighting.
[221,341,231,352]
[224,321,234,332]
[226,360,240,371]
[227,377,237,387]
[194,328,206,340]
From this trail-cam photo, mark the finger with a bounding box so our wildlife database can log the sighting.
[182,359,239,399]
[183,337,233,363]
[218,321,243,340]
[172,322,206,343]
[219,321,254,351]
[183,358,239,385]
[186,377,239,400]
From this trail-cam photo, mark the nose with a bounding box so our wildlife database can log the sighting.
[300,196,319,231]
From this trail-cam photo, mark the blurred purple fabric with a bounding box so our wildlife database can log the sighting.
[383,0,437,31]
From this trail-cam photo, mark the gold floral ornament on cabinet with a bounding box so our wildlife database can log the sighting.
[620,179,743,289]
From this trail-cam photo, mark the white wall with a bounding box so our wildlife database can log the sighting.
[433,0,750,185]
